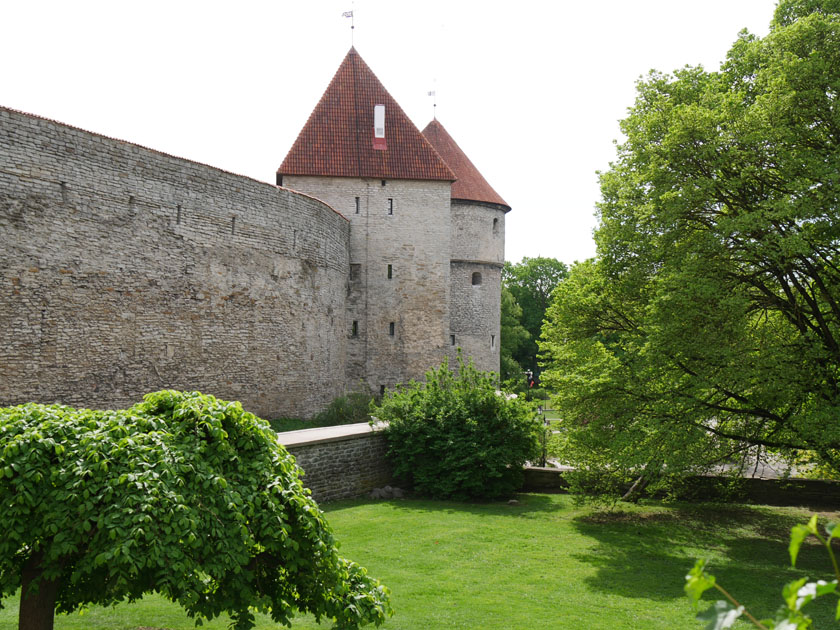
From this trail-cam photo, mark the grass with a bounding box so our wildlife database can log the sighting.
[1,495,837,629]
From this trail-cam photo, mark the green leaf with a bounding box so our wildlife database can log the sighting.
[790,525,811,567]
[696,601,744,630]
[685,559,716,607]
[783,577,809,611]
[785,579,837,611]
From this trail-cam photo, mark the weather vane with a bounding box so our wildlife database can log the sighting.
[343,6,355,46]
[428,83,437,120]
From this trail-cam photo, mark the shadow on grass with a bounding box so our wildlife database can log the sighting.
[568,502,838,623]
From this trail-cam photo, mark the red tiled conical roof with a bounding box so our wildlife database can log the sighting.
[278,48,455,182]
[421,119,509,209]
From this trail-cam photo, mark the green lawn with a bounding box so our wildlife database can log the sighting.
[2,495,836,629]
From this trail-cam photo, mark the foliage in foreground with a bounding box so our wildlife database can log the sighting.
[373,356,541,500]
[0,391,391,630]
[539,0,840,499]
[687,515,840,629]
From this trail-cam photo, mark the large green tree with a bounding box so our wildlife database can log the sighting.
[540,0,840,497]
[499,286,531,381]
[0,391,391,630]
[503,257,568,381]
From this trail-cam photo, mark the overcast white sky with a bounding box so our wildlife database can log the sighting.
[3,0,779,265]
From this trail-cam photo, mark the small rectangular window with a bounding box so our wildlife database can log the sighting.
[450,334,456,346]
[387,198,393,215]
[350,263,361,282]
[355,197,360,214]
[380,385,386,396]
[351,321,359,337]
[387,264,393,279]
[389,322,395,336]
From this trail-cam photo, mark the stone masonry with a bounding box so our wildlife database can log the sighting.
[1,47,510,419]
[282,175,451,392]
[0,107,349,418]
[280,423,393,503]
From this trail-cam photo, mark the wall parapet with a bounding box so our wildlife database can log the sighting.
[279,422,393,503]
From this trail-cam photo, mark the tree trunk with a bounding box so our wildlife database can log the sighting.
[621,474,649,503]
[19,550,59,630]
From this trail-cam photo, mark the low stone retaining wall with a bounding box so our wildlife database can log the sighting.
[278,423,393,503]
[277,427,840,508]
[521,466,840,509]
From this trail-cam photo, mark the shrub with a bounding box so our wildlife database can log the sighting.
[0,390,392,630]
[312,392,376,427]
[373,356,541,500]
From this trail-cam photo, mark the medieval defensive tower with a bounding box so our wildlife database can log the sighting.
[278,48,508,390]
[0,48,508,418]
[422,120,510,374]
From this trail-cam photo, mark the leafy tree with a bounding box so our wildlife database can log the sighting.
[0,391,392,630]
[500,286,531,381]
[373,356,541,500]
[502,257,568,381]
[540,0,840,498]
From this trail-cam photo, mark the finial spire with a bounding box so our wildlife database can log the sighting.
[343,5,355,46]
[427,89,437,120]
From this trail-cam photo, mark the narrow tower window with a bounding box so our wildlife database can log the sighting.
[493,217,499,234]
[450,334,456,346]
[472,272,482,286]
[355,197,360,214]
[351,321,359,337]
[387,198,394,215]
[389,322,395,336]
[491,334,496,350]
[387,264,393,279]
[350,263,361,282]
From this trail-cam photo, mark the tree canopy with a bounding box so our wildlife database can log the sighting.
[500,285,531,381]
[502,257,568,382]
[0,390,391,630]
[540,0,840,496]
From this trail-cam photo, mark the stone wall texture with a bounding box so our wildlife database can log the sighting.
[283,175,451,392]
[448,200,506,373]
[449,262,502,373]
[0,107,350,419]
[282,427,393,503]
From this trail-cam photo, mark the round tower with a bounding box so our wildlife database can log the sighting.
[422,120,510,374]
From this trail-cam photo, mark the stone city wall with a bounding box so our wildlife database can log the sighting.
[0,107,349,418]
